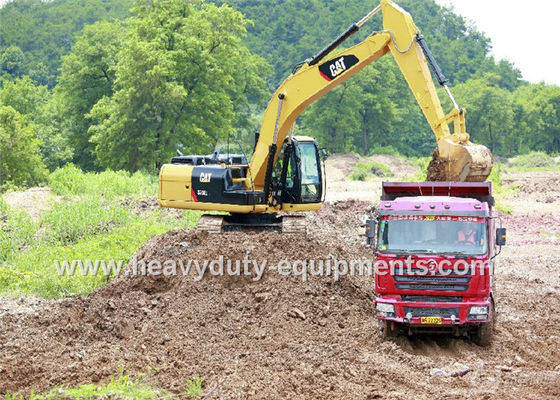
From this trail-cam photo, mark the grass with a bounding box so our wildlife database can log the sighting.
[348,161,393,181]
[5,371,204,399]
[506,151,559,171]
[49,164,157,200]
[487,163,515,214]
[0,164,200,298]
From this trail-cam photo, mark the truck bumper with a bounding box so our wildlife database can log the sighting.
[374,297,492,326]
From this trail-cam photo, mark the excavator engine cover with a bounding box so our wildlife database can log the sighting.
[427,138,493,182]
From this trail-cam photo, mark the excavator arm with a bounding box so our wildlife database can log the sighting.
[250,0,493,187]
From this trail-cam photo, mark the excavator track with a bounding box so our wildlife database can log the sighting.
[281,215,307,235]
[196,214,307,234]
[197,215,225,233]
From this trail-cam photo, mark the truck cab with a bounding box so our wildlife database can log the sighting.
[368,182,506,345]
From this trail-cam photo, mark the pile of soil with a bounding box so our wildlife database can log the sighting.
[1,201,559,399]
[324,153,364,181]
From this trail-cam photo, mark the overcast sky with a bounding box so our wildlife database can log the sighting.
[1,0,558,85]
[434,0,560,85]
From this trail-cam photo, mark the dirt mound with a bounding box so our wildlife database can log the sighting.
[324,153,364,181]
[501,171,560,214]
[365,154,417,178]
[325,153,418,183]
[1,202,559,399]
[507,173,560,196]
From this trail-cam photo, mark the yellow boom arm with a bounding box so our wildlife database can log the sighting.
[250,0,492,185]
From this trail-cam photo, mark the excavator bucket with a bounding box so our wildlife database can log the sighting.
[427,138,493,182]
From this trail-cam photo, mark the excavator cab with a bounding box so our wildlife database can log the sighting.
[272,136,323,205]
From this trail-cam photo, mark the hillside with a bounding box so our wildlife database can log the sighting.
[2,0,559,186]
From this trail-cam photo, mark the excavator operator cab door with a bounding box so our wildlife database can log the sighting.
[274,136,323,205]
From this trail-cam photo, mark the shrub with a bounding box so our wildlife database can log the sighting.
[348,161,393,181]
[0,106,47,189]
[368,145,401,157]
[508,151,558,169]
[49,164,156,199]
[488,162,503,187]
[47,164,84,196]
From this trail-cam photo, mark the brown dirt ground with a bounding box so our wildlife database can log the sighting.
[1,192,560,399]
[2,158,560,399]
[501,170,560,215]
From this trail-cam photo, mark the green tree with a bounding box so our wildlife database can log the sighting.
[89,0,268,171]
[55,20,125,171]
[0,76,73,170]
[0,75,49,115]
[0,45,25,78]
[452,74,514,155]
[301,81,364,153]
[514,83,560,154]
[28,62,50,87]
[0,106,47,188]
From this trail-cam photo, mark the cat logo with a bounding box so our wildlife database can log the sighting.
[319,55,359,81]
[199,172,212,183]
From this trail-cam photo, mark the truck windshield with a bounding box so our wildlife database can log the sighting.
[377,216,488,255]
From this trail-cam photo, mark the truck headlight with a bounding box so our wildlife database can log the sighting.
[468,305,489,321]
[469,306,488,315]
[376,302,395,318]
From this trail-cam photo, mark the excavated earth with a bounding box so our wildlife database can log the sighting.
[1,186,560,398]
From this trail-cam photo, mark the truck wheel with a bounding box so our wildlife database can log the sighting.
[473,306,495,346]
[382,320,399,339]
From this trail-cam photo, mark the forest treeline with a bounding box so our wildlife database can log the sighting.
[1,0,559,188]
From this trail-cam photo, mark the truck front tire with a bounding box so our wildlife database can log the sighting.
[382,320,399,339]
[473,304,495,346]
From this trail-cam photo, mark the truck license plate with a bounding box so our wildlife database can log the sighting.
[421,317,442,324]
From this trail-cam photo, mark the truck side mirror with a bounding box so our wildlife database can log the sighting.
[365,218,377,246]
[321,148,328,161]
[496,227,506,246]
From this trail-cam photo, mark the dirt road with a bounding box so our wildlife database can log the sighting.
[1,156,559,399]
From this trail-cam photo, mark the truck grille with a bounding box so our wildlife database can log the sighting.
[394,276,470,284]
[401,295,462,303]
[396,284,468,291]
[394,275,470,291]
[404,307,460,318]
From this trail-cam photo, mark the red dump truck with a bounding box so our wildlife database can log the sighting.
[366,182,506,345]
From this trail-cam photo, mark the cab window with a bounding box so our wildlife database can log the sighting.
[298,142,321,203]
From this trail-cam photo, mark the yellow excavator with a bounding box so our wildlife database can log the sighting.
[158,0,493,232]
